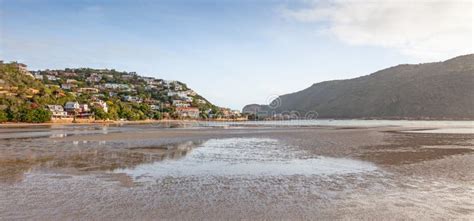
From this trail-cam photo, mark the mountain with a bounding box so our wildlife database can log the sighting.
[243,54,474,120]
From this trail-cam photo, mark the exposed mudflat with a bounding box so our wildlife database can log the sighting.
[0,124,473,220]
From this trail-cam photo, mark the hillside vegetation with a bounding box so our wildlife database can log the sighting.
[0,62,222,123]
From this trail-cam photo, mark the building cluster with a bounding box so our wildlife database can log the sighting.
[47,100,108,120]
[34,69,207,119]
[2,62,244,120]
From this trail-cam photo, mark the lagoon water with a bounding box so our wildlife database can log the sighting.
[0,120,473,219]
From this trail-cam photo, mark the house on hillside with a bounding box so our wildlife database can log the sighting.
[45,75,58,81]
[172,100,190,108]
[145,85,157,90]
[61,83,76,90]
[34,74,43,80]
[66,79,78,84]
[103,83,130,90]
[80,104,89,112]
[168,91,188,98]
[65,102,92,118]
[64,101,80,116]
[47,105,68,119]
[30,71,42,80]
[86,73,102,83]
[176,107,200,119]
[123,95,142,103]
[62,72,77,77]
[78,88,99,94]
[77,104,92,119]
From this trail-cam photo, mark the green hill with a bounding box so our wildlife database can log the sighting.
[0,62,222,123]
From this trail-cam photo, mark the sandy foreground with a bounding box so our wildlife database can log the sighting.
[0,124,473,220]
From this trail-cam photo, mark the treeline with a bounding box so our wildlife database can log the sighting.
[0,106,51,123]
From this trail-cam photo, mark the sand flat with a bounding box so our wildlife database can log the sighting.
[0,124,473,220]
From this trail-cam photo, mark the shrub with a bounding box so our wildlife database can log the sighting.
[25,108,51,123]
[92,107,108,120]
[153,112,162,120]
[0,110,7,123]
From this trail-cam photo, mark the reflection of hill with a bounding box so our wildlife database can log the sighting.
[0,140,203,184]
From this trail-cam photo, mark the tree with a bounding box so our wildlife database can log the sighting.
[0,110,7,123]
[106,101,119,120]
[153,111,162,120]
[92,107,108,120]
[27,108,51,123]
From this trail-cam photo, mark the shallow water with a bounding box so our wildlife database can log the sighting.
[199,119,474,129]
[114,138,377,180]
[404,127,474,134]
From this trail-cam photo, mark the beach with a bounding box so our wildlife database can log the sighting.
[0,123,473,220]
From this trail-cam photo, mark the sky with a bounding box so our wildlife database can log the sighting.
[1,0,472,110]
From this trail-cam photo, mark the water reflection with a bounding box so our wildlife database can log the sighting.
[0,139,204,184]
[49,133,67,138]
[0,137,377,185]
[114,138,377,182]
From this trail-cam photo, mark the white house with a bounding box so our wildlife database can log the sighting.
[47,105,68,119]
[103,83,130,90]
[173,100,191,108]
[61,83,75,90]
[45,75,58,81]
[33,73,43,80]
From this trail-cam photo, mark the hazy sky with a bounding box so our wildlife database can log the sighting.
[1,0,472,109]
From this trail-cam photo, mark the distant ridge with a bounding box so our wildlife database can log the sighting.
[243,54,474,120]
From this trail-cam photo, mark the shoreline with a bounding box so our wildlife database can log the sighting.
[0,119,211,128]
[1,118,473,128]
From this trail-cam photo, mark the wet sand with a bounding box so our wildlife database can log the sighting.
[0,124,473,220]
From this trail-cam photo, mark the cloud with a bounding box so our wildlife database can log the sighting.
[281,0,473,61]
